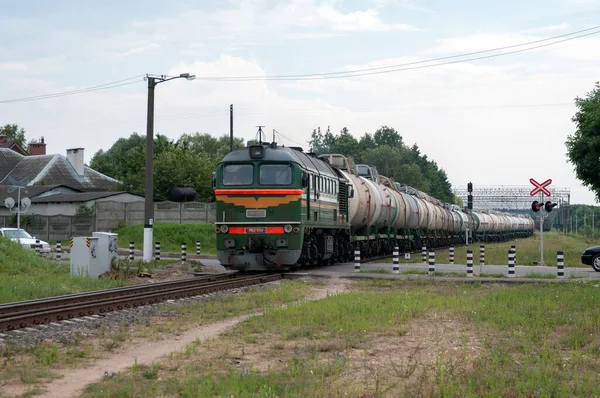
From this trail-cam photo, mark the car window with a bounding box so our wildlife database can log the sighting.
[260,164,292,185]
[3,230,32,239]
[222,164,253,185]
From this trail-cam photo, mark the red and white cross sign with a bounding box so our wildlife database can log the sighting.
[530,178,552,197]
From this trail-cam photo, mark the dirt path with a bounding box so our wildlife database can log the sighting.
[37,276,351,398]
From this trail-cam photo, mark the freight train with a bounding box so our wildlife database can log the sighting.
[213,141,534,271]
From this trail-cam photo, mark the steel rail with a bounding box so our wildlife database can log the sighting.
[0,273,237,316]
[0,273,283,332]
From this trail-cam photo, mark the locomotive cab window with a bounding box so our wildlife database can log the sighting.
[259,164,293,185]
[222,164,253,185]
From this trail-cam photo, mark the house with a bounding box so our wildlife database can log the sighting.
[0,135,28,156]
[0,146,121,191]
[0,184,143,218]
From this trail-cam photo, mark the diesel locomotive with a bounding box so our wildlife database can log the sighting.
[213,141,534,271]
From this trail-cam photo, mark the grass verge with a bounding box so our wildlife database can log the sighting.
[0,237,128,304]
[0,280,317,393]
[114,223,216,255]
[82,278,600,397]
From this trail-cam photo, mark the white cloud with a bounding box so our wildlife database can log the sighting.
[312,5,418,31]
[521,23,570,33]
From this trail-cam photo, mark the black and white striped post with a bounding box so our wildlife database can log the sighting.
[196,241,201,255]
[393,246,399,274]
[155,242,161,261]
[354,249,361,272]
[466,249,473,277]
[428,251,435,275]
[557,251,564,278]
[35,239,40,256]
[181,241,187,263]
[508,248,515,277]
[421,246,427,264]
[56,241,62,261]
[511,244,517,265]
[129,242,134,261]
[479,245,485,266]
[449,247,454,265]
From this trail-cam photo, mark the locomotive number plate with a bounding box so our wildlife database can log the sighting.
[246,227,267,234]
[246,209,266,218]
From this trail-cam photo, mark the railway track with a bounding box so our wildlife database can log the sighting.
[0,272,284,333]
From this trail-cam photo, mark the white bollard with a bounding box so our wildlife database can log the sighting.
[557,251,564,278]
[428,251,435,275]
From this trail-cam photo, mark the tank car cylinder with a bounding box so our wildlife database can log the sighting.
[393,246,399,274]
[557,251,564,278]
[508,248,515,277]
[466,250,473,277]
[428,251,435,275]
[129,242,134,261]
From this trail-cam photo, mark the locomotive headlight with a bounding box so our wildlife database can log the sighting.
[220,225,229,233]
[284,224,293,233]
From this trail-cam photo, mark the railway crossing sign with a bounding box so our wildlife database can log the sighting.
[529,178,552,197]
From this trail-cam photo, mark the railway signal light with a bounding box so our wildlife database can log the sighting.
[467,182,473,210]
[532,200,542,212]
[544,201,557,212]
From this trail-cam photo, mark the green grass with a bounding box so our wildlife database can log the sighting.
[524,272,557,279]
[114,223,216,255]
[0,237,128,304]
[359,268,391,274]
[401,269,467,277]
[83,280,600,397]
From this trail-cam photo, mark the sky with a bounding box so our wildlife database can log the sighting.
[1,0,600,205]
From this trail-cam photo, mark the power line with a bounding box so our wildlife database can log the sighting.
[0,75,144,104]
[193,26,600,81]
[35,101,575,133]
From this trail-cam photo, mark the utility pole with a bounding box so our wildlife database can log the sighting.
[143,73,196,262]
[230,104,233,152]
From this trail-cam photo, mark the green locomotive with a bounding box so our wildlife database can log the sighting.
[214,141,352,271]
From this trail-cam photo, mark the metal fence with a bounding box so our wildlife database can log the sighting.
[0,200,217,241]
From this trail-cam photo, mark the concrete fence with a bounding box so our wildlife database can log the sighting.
[0,200,217,241]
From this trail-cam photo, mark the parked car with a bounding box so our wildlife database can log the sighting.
[581,245,600,272]
[0,228,51,253]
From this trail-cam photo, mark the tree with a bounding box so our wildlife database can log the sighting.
[566,82,600,202]
[373,126,402,148]
[0,124,27,149]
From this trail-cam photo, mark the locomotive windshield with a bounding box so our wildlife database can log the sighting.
[259,164,293,185]
[222,164,253,185]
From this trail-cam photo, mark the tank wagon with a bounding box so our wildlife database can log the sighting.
[213,142,534,271]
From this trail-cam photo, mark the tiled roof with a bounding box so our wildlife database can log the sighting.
[0,148,120,191]
[31,191,137,203]
[0,185,81,205]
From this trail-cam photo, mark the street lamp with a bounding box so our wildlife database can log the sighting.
[143,72,196,262]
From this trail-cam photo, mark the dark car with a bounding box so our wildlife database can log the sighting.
[581,245,600,271]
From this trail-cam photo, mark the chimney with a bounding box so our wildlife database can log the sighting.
[0,135,7,143]
[66,147,85,176]
[29,137,46,156]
